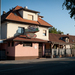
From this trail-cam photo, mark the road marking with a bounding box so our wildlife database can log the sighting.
[0,66,33,72]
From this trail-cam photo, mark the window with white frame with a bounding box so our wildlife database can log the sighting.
[65,38,69,43]
[43,30,47,36]
[28,14,33,20]
[18,27,25,34]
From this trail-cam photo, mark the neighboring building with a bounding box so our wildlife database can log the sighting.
[0,6,52,60]
[45,33,75,58]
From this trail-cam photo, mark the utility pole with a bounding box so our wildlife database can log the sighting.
[0,0,1,39]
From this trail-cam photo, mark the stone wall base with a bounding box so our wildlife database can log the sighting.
[7,56,39,60]
[59,54,72,58]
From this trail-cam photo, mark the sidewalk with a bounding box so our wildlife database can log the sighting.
[0,57,75,64]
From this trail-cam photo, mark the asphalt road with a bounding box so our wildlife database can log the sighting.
[0,58,75,75]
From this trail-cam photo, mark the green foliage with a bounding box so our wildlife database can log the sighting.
[62,0,75,19]
[49,27,57,34]
[49,27,64,34]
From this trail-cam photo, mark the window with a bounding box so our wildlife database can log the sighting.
[61,37,63,40]
[43,30,46,36]
[12,42,14,47]
[65,38,69,43]
[18,27,25,34]
[23,42,32,47]
[28,14,33,20]
[8,42,10,47]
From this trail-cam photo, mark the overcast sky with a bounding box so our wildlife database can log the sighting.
[1,0,75,35]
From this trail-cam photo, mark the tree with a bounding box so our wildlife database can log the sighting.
[62,0,75,19]
[49,27,57,34]
[49,27,64,34]
[57,30,64,34]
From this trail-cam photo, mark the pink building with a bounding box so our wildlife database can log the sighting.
[0,6,52,60]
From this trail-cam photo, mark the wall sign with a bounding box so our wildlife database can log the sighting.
[34,45,37,49]
[26,33,37,38]
[25,25,39,33]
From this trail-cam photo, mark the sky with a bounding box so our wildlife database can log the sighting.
[1,0,75,35]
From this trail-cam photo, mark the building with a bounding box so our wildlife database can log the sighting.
[45,33,75,58]
[0,6,52,60]
[0,6,75,60]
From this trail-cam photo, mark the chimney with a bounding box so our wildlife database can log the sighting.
[24,6,28,9]
[3,11,6,14]
[67,33,69,35]
[60,32,63,35]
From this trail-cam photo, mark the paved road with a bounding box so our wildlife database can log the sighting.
[0,57,75,75]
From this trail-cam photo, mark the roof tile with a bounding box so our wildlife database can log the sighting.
[1,6,52,27]
[5,35,47,42]
[49,33,75,44]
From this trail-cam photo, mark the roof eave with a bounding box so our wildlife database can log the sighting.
[2,19,52,27]
[51,41,72,45]
[13,39,47,43]
[17,8,40,13]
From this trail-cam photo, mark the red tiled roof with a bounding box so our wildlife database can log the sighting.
[5,35,47,43]
[38,17,52,27]
[1,6,52,27]
[49,33,75,44]
[14,5,22,10]
[6,12,39,25]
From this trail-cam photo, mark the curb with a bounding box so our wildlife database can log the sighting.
[0,57,75,64]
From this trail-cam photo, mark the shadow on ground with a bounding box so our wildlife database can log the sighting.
[0,57,75,75]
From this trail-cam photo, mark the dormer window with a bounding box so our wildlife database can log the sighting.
[73,40,74,42]
[28,14,33,20]
[65,38,69,43]
[18,27,25,34]
[61,37,63,40]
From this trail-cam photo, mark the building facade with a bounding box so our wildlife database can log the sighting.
[0,6,75,60]
[0,6,52,60]
[45,33,75,58]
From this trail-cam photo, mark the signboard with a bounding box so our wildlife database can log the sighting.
[26,33,37,38]
[25,25,39,33]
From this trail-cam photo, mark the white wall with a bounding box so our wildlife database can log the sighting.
[7,22,49,40]
[35,26,49,40]
[7,22,28,38]
[19,10,38,21]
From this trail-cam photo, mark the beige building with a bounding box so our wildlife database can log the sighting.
[1,6,52,41]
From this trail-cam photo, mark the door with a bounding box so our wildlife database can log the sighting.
[39,43,43,58]
[0,49,6,60]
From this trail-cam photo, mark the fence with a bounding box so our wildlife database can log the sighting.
[72,49,75,56]
[52,49,71,56]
